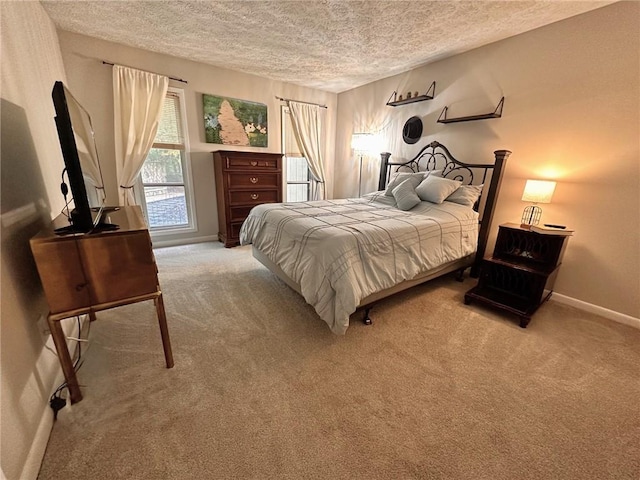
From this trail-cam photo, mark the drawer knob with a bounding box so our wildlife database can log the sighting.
[251,193,259,200]
[250,161,258,166]
[250,177,258,184]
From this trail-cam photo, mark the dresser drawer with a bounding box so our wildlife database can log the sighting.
[229,222,244,240]
[226,156,280,170]
[229,205,256,222]
[229,189,280,205]
[228,172,280,188]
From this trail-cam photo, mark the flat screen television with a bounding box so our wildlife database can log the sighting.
[52,81,118,234]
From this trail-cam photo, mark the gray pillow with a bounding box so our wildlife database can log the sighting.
[392,179,421,211]
[384,172,425,196]
[446,184,483,208]
[415,175,462,203]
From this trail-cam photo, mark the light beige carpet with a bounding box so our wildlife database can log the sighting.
[38,242,640,479]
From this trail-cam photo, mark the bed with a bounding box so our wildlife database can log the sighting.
[240,141,511,334]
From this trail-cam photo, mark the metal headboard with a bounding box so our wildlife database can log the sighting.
[378,141,512,276]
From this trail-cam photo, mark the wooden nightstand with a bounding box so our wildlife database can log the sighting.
[464,223,572,328]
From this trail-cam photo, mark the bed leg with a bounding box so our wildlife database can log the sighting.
[363,307,373,325]
[455,268,466,282]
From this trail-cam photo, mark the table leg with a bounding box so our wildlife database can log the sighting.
[155,293,174,368]
[48,316,83,404]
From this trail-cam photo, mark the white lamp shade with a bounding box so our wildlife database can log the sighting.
[521,179,556,204]
[351,132,373,152]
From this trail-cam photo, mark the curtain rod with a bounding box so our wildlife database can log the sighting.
[102,61,188,84]
[276,96,327,109]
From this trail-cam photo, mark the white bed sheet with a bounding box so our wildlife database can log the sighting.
[240,193,479,334]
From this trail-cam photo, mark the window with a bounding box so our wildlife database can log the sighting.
[137,88,195,232]
[282,106,311,202]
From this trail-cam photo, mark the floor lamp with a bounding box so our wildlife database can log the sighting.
[351,132,373,197]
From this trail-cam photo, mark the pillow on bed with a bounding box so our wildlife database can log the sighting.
[384,172,425,196]
[392,179,421,211]
[415,175,462,203]
[446,184,484,208]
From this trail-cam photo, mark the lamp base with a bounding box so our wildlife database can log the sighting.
[521,205,542,228]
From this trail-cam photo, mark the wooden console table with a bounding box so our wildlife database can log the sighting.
[30,206,173,404]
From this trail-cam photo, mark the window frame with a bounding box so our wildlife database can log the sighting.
[136,87,197,235]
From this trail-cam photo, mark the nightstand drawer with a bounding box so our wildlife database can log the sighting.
[229,189,279,205]
[494,226,566,267]
[479,260,546,300]
[228,172,280,188]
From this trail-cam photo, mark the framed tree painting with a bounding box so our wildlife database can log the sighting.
[203,94,268,147]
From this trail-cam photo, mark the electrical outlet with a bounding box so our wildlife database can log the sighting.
[38,314,50,336]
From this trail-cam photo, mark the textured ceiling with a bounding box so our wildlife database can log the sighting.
[41,1,613,93]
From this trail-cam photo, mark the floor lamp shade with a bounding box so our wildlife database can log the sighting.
[521,179,556,227]
[352,133,373,197]
[351,133,373,151]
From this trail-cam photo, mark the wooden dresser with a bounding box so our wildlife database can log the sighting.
[213,150,283,247]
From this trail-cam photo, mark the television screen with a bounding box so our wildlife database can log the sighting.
[52,81,116,234]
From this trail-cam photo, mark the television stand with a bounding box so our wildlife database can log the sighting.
[30,206,173,404]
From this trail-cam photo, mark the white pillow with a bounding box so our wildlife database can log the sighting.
[392,179,421,211]
[384,172,424,196]
[415,175,462,204]
[446,184,484,208]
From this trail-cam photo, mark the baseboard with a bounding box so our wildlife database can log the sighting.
[151,234,217,248]
[551,293,640,329]
[20,315,90,480]
[20,377,61,480]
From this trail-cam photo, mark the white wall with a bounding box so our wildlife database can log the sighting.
[0,2,77,479]
[335,2,639,319]
[56,32,338,246]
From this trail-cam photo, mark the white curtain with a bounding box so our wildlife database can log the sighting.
[113,65,169,205]
[287,101,327,200]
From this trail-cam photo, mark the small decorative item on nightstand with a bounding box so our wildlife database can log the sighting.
[464,223,572,328]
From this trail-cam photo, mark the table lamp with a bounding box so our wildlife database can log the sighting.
[520,179,556,228]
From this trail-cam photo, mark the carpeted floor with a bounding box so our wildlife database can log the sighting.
[37,242,640,479]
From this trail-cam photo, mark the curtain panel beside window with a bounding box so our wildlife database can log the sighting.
[286,100,327,200]
[113,65,169,205]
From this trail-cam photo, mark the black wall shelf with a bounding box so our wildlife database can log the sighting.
[437,96,504,124]
[386,81,436,107]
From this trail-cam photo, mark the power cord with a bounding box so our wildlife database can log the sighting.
[49,316,91,419]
